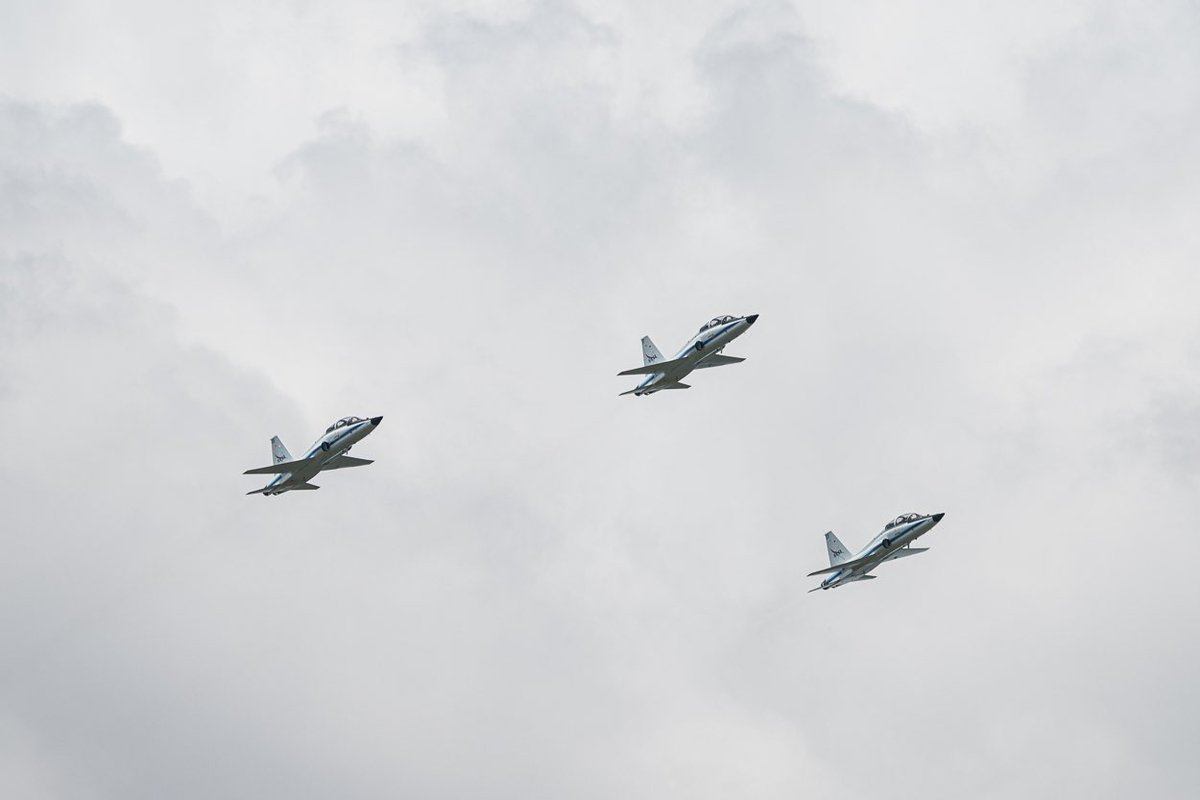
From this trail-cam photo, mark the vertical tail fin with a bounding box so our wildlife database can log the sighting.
[825,531,851,566]
[642,336,664,366]
[271,436,292,464]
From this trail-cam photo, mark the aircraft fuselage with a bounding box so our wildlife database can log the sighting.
[816,513,944,590]
[261,417,381,495]
[634,315,758,395]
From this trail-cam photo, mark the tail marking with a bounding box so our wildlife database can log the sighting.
[826,531,852,566]
[642,336,664,366]
[271,436,292,464]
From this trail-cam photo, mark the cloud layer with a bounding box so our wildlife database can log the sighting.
[3,1,1200,797]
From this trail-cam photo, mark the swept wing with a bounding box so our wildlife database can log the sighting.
[618,357,689,376]
[807,552,877,577]
[880,547,928,563]
[807,546,930,576]
[694,355,745,369]
[323,455,374,470]
[244,457,315,475]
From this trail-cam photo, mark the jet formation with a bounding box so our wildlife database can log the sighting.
[244,415,382,495]
[243,318,946,593]
[617,314,758,396]
[807,512,945,591]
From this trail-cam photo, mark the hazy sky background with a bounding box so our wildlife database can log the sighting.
[3,1,1200,797]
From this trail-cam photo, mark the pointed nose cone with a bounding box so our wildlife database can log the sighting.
[745,314,759,325]
[930,512,945,523]
[371,416,383,426]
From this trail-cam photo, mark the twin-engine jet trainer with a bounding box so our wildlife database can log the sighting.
[617,314,759,396]
[807,512,945,591]
[244,415,382,496]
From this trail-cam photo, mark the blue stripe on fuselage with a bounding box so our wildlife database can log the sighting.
[637,321,743,392]
[301,427,355,460]
[825,520,927,587]
[268,425,364,490]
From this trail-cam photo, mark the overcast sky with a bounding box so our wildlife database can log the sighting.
[3,1,1200,797]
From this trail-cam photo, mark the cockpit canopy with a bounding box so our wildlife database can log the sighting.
[699,315,737,332]
[326,416,365,433]
[884,512,924,530]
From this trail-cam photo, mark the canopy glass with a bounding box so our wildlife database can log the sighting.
[884,513,924,530]
[698,315,737,332]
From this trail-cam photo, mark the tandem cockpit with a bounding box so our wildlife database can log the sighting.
[699,315,737,333]
[884,512,924,530]
[326,416,366,433]
[244,415,382,496]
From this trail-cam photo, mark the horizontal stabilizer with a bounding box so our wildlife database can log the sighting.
[246,481,320,494]
[808,575,875,593]
[323,455,374,470]
[618,356,688,376]
[244,457,312,475]
[694,354,745,369]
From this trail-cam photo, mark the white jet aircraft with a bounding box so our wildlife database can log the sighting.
[244,415,382,496]
[807,512,945,591]
[617,314,759,396]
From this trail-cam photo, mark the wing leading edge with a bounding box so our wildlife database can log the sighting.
[618,356,689,376]
[694,354,745,369]
[323,455,374,470]
[246,453,375,475]
[244,456,314,475]
[807,547,930,576]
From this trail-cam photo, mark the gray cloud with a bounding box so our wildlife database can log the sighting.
[2,1,1200,798]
